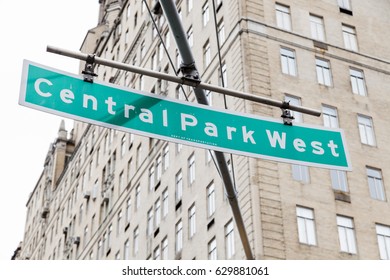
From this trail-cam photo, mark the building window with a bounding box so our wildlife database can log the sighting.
[126,4,131,19]
[176,170,183,202]
[376,224,390,260]
[275,3,292,31]
[176,50,182,72]
[161,236,168,260]
[156,155,162,182]
[121,135,126,157]
[342,24,358,51]
[125,29,130,47]
[163,144,170,171]
[158,42,164,62]
[133,227,139,256]
[188,153,196,185]
[107,224,113,251]
[175,220,183,253]
[322,105,339,128]
[331,170,349,192]
[280,47,297,76]
[187,26,193,47]
[217,19,225,44]
[337,215,357,254]
[358,115,376,146]
[208,237,217,260]
[119,171,124,193]
[153,246,160,260]
[187,0,193,13]
[162,187,169,217]
[135,185,141,210]
[206,91,213,106]
[164,30,170,49]
[296,206,317,245]
[116,210,122,236]
[140,40,145,58]
[350,68,367,96]
[202,1,209,26]
[219,62,227,87]
[147,208,154,236]
[97,239,103,260]
[225,220,235,259]
[139,75,144,91]
[292,165,310,183]
[155,198,161,227]
[367,167,386,201]
[126,197,131,224]
[203,41,211,68]
[83,226,88,248]
[151,52,157,71]
[310,15,326,41]
[149,165,155,192]
[188,204,196,238]
[338,0,352,11]
[316,58,332,86]
[124,239,130,260]
[207,182,216,217]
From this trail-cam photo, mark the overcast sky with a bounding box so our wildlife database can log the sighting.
[0,0,99,260]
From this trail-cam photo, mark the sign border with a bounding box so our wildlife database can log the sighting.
[19,60,352,171]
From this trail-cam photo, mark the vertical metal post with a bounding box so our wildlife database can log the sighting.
[159,0,254,260]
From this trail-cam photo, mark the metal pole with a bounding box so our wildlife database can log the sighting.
[46,45,321,117]
[158,0,255,260]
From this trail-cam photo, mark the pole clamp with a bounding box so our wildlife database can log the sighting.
[82,54,98,83]
[281,101,295,125]
[179,62,201,87]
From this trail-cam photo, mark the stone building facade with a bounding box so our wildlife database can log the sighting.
[17,0,390,260]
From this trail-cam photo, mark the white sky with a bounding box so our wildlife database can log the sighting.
[0,0,99,260]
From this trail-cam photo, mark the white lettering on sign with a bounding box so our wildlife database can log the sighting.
[265,129,339,157]
[31,75,343,163]
[242,126,256,144]
[105,97,116,115]
[60,89,74,104]
[205,122,218,137]
[181,114,198,131]
[293,138,306,152]
[311,141,324,155]
[83,94,97,110]
[34,78,52,97]
[266,130,286,149]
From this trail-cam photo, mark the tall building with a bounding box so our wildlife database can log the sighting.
[16,0,390,260]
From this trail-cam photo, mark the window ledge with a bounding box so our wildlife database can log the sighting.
[334,190,351,203]
[339,7,353,16]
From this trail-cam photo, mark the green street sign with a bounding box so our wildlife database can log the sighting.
[19,60,351,170]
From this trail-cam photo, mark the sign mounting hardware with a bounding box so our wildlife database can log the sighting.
[81,54,97,83]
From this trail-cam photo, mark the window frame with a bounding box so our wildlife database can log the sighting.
[350,68,367,96]
[310,14,326,41]
[376,224,390,260]
[337,215,357,254]
[276,3,292,31]
[296,206,317,246]
[342,24,358,51]
[225,220,235,259]
[357,114,376,146]
[367,167,386,201]
[280,47,297,76]
[316,58,333,86]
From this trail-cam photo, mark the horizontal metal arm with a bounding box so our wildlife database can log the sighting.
[47,45,321,117]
